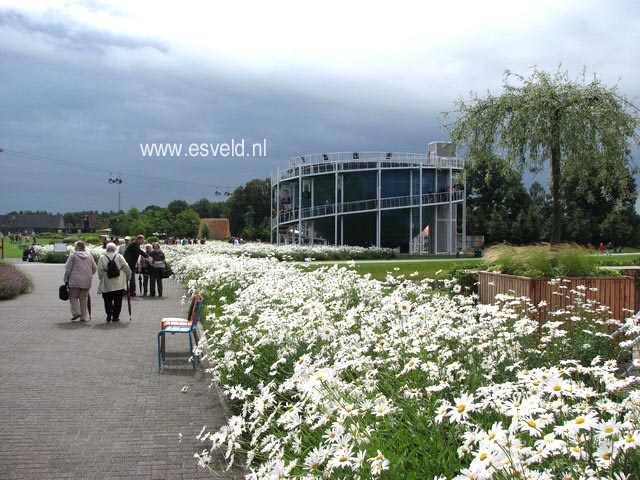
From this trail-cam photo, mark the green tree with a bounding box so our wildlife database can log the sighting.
[599,208,640,248]
[465,154,539,244]
[174,208,200,238]
[167,199,189,217]
[145,208,174,237]
[446,68,639,244]
[198,221,212,239]
[528,181,552,242]
[190,198,225,218]
[225,179,271,240]
[561,161,640,247]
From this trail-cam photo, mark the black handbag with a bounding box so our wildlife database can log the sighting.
[59,283,69,301]
[161,267,172,279]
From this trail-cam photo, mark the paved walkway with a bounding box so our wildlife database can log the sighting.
[0,260,235,480]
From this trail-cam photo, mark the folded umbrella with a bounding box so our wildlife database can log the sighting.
[127,284,132,321]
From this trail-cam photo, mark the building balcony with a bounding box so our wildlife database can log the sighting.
[273,189,464,227]
[272,151,464,184]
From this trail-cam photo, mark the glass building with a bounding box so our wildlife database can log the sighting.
[271,142,465,254]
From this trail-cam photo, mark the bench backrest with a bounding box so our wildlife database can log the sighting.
[190,297,205,331]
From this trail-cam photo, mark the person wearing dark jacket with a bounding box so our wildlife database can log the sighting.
[140,243,153,296]
[123,234,149,296]
[148,242,167,297]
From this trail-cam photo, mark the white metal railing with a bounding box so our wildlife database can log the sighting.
[272,152,465,183]
[272,189,464,227]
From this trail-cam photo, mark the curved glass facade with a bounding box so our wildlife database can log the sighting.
[271,145,466,254]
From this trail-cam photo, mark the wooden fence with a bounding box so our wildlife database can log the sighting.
[478,271,637,322]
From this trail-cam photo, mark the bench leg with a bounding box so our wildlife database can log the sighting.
[157,332,162,368]
[189,333,194,369]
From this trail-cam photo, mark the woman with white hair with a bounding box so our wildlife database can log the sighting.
[63,241,97,321]
[97,242,132,323]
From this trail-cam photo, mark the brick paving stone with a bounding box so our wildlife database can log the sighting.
[0,260,241,480]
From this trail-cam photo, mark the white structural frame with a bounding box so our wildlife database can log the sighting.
[271,148,465,254]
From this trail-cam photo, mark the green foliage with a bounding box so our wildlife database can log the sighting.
[190,198,225,218]
[465,154,545,244]
[78,234,100,244]
[198,222,212,240]
[446,68,640,244]
[446,265,481,294]
[225,178,271,240]
[39,251,70,263]
[167,199,189,217]
[62,236,80,244]
[0,261,34,299]
[146,236,159,244]
[174,208,201,238]
[484,244,618,277]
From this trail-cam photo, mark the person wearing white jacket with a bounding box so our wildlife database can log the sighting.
[97,243,132,323]
[63,241,97,322]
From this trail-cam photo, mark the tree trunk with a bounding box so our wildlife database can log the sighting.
[550,111,562,245]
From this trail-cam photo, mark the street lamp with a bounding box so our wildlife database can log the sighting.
[108,172,123,212]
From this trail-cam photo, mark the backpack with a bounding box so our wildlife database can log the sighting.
[106,255,121,279]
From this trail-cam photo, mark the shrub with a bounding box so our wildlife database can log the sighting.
[484,243,618,277]
[446,265,481,294]
[78,234,100,244]
[146,236,159,244]
[0,262,34,300]
[62,236,80,244]
[39,251,69,263]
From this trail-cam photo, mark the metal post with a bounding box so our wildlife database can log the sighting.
[298,164,302,245]
[376,161,381,248]
[270,173,273,244]
[448,166,453,255]
[334,166,338,246]
[462,168,467,254]
[276,168,280,246]
[409,169,413,254]
[419,160,423,255]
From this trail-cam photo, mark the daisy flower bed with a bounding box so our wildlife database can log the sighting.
[165,245,640,480]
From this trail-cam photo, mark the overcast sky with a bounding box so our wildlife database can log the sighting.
[1,0,639,213]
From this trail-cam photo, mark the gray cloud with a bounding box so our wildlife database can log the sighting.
[1,2,639,213]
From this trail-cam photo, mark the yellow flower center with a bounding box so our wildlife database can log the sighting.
[457,404,466,413]
[575,417,585,425]
[553,385,562,391]
[527,421,537,428]
[488,433,496,440]
[479,453,488,461]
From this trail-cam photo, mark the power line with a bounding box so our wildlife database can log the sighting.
[0,149,234,191]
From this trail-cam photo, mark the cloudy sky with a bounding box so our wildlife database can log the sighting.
[1,0,639,213]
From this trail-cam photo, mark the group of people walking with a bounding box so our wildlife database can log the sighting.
[63,235,167,323]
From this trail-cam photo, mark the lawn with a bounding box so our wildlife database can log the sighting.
[0,238,55,259]
[297,252,640,282]
[299,259,484,281]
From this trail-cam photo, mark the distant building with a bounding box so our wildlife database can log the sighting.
[0,214,65,235]
[271,142,466,254]
[200,218,231,240]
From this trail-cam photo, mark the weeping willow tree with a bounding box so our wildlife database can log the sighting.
[444,69,640,245]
